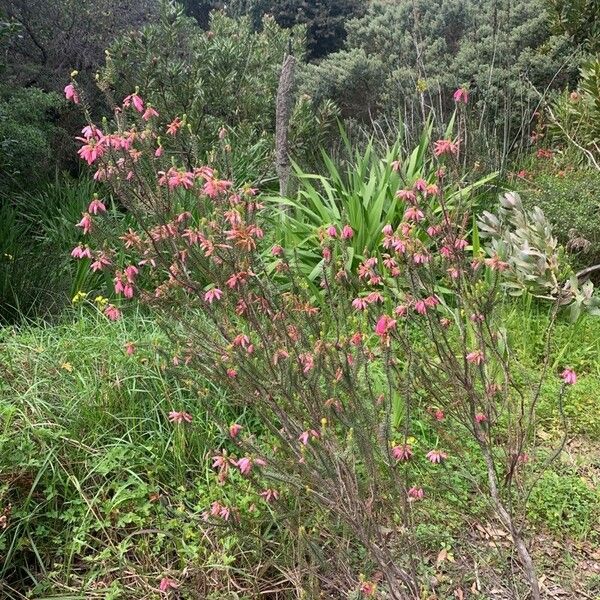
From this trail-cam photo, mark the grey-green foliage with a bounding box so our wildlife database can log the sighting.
[301,0,577,148]
[479,191,566,299]
[478,191,600,320]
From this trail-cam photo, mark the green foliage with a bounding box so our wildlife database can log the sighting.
[227,0,366,59]
[100,4,313,184]
[0,310,271,597]
[546,0,600,53]
[0,177,111,322]
[2,0,156,91]
[0,86,66,188]
[269,122,496,280]
[546,60,600,168]
[522,169,600,267]
[479,192,571,297]
[528,471,599,539]
[301,0,577,162]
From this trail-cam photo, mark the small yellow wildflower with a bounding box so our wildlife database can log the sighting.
[94,295,108,307]
[72,291,87,304]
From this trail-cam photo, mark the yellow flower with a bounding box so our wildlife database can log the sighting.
[61,362,74,372]
[72,291,87,304]
[94,295,108,307]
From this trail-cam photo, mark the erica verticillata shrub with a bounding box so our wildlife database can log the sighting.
[67,80,575,600]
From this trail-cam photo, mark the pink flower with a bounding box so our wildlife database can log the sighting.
[426,450,448,464]
[414,299,427,315]
[203,178,232,198]
[408,486,424,500]
[374,315,397,338]
[159,577,179,592]
[166,117,183,135]
[433,139,459,157]
[88,198,106,215]
[77,139,104,165]
[485,254,509,271]
[76,213,93,235]
[91,253,111,272]
[404,206,424,222]
[382,224,393,235]
[168,411,193,424]
[124,93,144,113]
[396,189,417,203]
[561,368,577,385]
[271,245,284,256]
[234,456,265,476]
[466,350,484,365]
[142,106,159,120]
[64,83,80,104]
[475,412,487,423]
[433,408,445,421]
[394,304,408,317]
[155,146,164,157]
[71,245,92,259]
[124,342,136,356]
[413,178,428,192]
[104,304,121,321]
[260,488,279,502]
[326,225,337,237]
[298,429,319,445]
[453,87,469,104]
[229,423,242,438]
[352,297,369,311]
[341,225,354,239]
[204,288,223,304]
[299,353,314,374]
[205,500,230,520]
[392,444,413,461]
[124,265,138,282]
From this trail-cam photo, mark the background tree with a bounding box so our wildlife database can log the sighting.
[546,0,600,54]
[227,0,366,59]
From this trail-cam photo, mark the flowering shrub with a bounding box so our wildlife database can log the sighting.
[68,81,576,599]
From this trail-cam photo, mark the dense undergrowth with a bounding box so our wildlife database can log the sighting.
[1,302,599,598]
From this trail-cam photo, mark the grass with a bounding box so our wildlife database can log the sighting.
[0,306,241,598]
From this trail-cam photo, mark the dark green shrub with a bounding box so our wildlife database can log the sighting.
[0,86,66,189]
[522,170,600,268]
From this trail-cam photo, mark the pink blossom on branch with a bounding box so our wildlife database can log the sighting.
[433,139,459,157]
[466,350,485,365]
[76,213,93,235]
[123,92,144,113]
[168,411,193,424]
[426,450,448,464]
[453,86,469,104]
[204,288,223,304]
[561,368,577,385]
[64,83,80,104]
[392,444,413,461]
